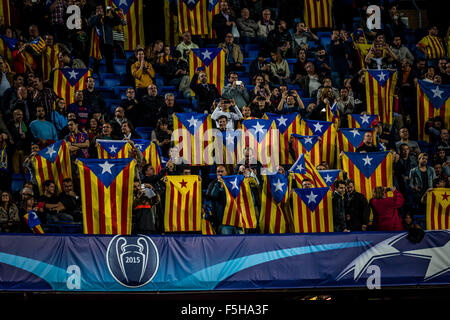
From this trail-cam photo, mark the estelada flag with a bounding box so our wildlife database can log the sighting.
[32,140,72,195]
[0,0,11,27]
[259,172,293,234]
[266,112,301,165]
[206,0,220,39]
[164,175,202,232]
[326,101,340,128]
[107,0,145,51]
[29,36,46,54]
[97,139,133,159]
[89,27,102,61]
[341,151,393,201]
[416,80,450,142]
[172,113,214,165]
[240,119,279,172]
[291,134,321,167]
[354,43,372,68]
[291,187,333,233]
[177,0,209,35]
[23,210,44,234]
[164,0,179,47]
[42,44,61,82]
[303,0,332,29]
[212,129,242,166]
[189,48,225,95]
[0,35,17,64]
[318,169,343,188]
[221,175,257,229]
[347,113,379,129]
[426,188,450,230]
[337,128,375,153]
[133,139,162,174]
[289,153,327,188]
[77,158,135,235]
[53,68,92,106]
[365,69,397,125]
[301,119,337,169]
[201,206,216,235]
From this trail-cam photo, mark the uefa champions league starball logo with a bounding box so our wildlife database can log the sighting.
[106,235,159,288]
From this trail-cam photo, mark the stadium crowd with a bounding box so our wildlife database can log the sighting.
[0,0,449,235]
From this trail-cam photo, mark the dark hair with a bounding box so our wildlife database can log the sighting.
[334,179,346,189]
[43,180,55,188]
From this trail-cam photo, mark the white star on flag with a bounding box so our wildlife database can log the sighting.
[68,70,78,79]
[108,145,117,153]
[187,0,196,4]
[362,155,373,166]
[324,174,333,183]
[225,133,235,145]
[252,122,265,135]
[230,178,239,190]
[119,0,128,6]
[377,72,386,82]
[273,179,285,192]
[201,50,212,60]
[350,129,361,137]
[187,116,199,128]
[99,161,114,175]
[277,116,288,127]
[360,114,370,124]
[45,145,56,158]
[306,191,318,204]
[134,144,144,150]
[303,136,313,144]
[296,164,304,172]
[431,86,444,99]
[313,122,323,133]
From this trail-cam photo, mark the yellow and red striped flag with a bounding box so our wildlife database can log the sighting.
[107,0,145,51]
[325,101,340,128]
[341,151,393,201]
[177,0,209,36]
[0,35,17,64]
[212,129,242,166]
[42,44,61,82]
[337,128,376,153]
[347,113,379,129]
[206,0,220,39]
[291,134,322,167]
[172,113,214,165]
[303,0,332,29]
[29,36,46,54]
[221,175,257,229]
[289,153,327,188]
[164,175,202,232]
[133,139,162,174]
[32,140,72,195]
[201,207,216,235]
[417,35,445,59]
[77,157,135,235]
[97,139,133,159]
[0,0,11,27]
[426,188,450,230]
[23,210,44,234]
[301,119,337,169]
[365,69,398,125]
[189,48,225,95]
[265,112,301,165]
[416,80,450,142]
[89,27,103,61]
[354,43,372,69]
[291,187,334,233]
[164,0,179,46]
[259,173,293,234]
[53,68,92,106]
[240,119,279,172]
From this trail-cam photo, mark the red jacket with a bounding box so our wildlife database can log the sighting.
[370,190,404,231]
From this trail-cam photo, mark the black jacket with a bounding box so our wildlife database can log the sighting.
[212,12,235,42]
[345,191,370,231]
[332,192,347,232]
[189,74,220,113]
[138,95,165,128]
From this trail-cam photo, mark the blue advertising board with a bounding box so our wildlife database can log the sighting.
[0,231,449,291]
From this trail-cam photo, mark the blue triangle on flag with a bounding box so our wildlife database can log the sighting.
[290,154,306,173]
[183,0,201,10]
[340,128,373,149]
[318,170,341,187]
[219,130,242,147]
[222,175,245,199]
[344,151,389,178]
[38,140,62,162]
[351,114,378,128]
[60,68,89,87]
[112,0,134,14]
[208,0,219,11]
[367,69,392,87]
[294,187,330,212]
[97,139,128,157]
[27,210,42,228]
[191,48,222,67]
[304,119,333,136]
[267,172,289,203]
[329,101,339,117]
[291,134,320,153]
[176,112,208,136]
[0,35,18,51]
[132,139,152,153]
[418,80,450,110]
[78,158,133,188]
[266,113,298,134]
[243,119,273,143]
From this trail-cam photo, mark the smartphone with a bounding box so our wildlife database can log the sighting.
[235,80,242,86]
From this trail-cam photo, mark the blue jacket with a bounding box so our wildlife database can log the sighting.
[409,166,436,191]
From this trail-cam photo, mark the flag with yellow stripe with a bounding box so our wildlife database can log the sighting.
[347,113,379,129]
[32,140,72,195]
[292,187,334,233]
[426,188,450,230]
[189,48,225,95]
[53,68,92,106]
[289,153,327,188]
[96,139,133,159]
[365,69,397,125]
[177,0,209,36]
[164,175,202,232]
[0,0,11,27]
[301,119,337,169]
[77,158,135,235]
[42,44,62,82]
[291,134,321,167]
[303,0,332,29]
[133,139,162,174]
[164,0,179,46]
[0,35,17,64]
[89,27,103,61]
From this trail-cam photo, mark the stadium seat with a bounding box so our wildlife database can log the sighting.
[11,174,24,193]
[135,127,155,140]
[102,76,121,88]
[113,59,127,75]
[125,51,135,59]
[96,87,116,99]
[301,97,314,106]
[114,86,129,99]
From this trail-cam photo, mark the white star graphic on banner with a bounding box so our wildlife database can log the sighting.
[303,136,314,144]
[377,72,386,82]
[99,161,114,175]
[252,122,265,135]
[324,174,333,184]
[201,50,212,60]
[187,116,199,128]
[68,70,78,79]
[313,122,323,133]
[360,114,370,124]
[362,155,373,166]
[350,129,361,137]
[306,191,318,204]
[431,86,444,99]
[277,116,288,127]
[45,145,56,158]
[230,178,239,190]
[273,179,285,192]
[109,145,118,153]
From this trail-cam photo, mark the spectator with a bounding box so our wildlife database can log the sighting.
[218,33,245,73]
[58,178,82,222]
[121,120,141,140]
[132,48,156,99]
[2,73,24,120]
[0,191,20,233]
[394,143,418,203]
[138,84,165,128]
[250,96,275,119]
[0,57,12,107]
[96,122,115,141]
[336,87,355,118]
[0,132,12,192]
[211,98,243,130]
[409,153,437,208]
[7,108,31,175]
[269,50,289,85]
[36,179,73,224]
[51,97,68,137]
[313,77,340,102]
[435,128,450,156]
[267,19,293,52]
[298,61,323,98]
[120,87,140,125]
[82,76,106,116]
[12,40,36,74]
[402,212,421,231]
[370,186,404,231]
[59,50,87,69]
[390,35,414,65]
[155,118,172,158]
[30,76,58,119]
[345,179,370,231]
[176,31,199,63]
[356,131,378,153]
[291,48,307,84]
[29,106,58,148]
[132,179,159,234]
[364,42,398,70]
[395,127,420,154]
[161,50,188,87]
[313,46,331,79]
[332,180,348,232]
[276,89,305,114]
[212,1,236,43]
[256,9,275,40]
[160,93,183,129]
[189,69,220,114]
[416,25,445,60]
[422,66,436,83]
[205,165,228,234]
[110,106,128,138]
[249,51,271,80]
[112,8,127,59]
[67,91,91,129]
[221,72,250,108]
[65,119,90,159]
[291,21,318,52]
[236,7,258,43]
[22,143,40,188]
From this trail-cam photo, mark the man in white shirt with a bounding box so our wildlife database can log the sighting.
[211,98,243,130]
